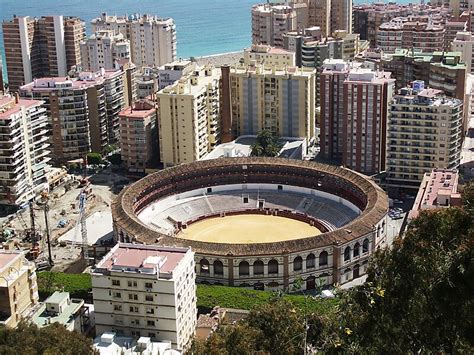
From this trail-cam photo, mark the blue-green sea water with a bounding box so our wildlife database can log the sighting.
[0,0,411,82]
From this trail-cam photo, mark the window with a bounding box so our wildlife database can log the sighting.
[113,305,122,311]
[213,260,224,276]
[239,261,249,276]
[293,256,303,271]
[146,308,154,314]
[319,251,328,267]
[253,260,264,275]
[148,333,155,338]
[268,259,279,274]
[113,292,121,298]
[145,282,153,289]
[362,239,369,253]
[344,247,351,262]
[129,294,138,301]
[353,242,360,258]
[145,295,154,302]
[200,259,210,274]
[147,320,155,326]
[128,281,138,287]
[112,279,120,286]
[306,253,315,268]
[129,306,139,313]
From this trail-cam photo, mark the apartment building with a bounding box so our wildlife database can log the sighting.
[308,0,331,37]
[0,56,4,96]
[225,64,316,142]
[452,31,474,73]
[91,13,176,69]
[157,67,221,168]
[0,96,50,207]
[408,169,462,219]
[80,30,131,71]
[377,16,446,54]
[330,0,352,34]
[353,3,451,45]
[445,18,467,50]
[251,3,297,47]
[320,61,395,175]
[0,250,39,328]
[2,15,85,92]
[387,83,463,190]
[20,69,125,162]
[283,27,321,66]
[381,49,467,100]
[119,100,158,173]
[157,60,196,91]
[92,243,196,350]
[243,45,296,67]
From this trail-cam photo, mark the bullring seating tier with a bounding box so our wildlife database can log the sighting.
[142,189,359,234]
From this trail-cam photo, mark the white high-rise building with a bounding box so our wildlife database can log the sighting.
[91,13,177,69]
[92,243,196,351]
[80,30,131,71]
[452,31,474,73]
[0,96,50,207]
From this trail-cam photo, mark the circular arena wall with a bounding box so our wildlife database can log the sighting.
[112,157,389,291]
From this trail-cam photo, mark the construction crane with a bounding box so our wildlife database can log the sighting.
[74,190,89,260]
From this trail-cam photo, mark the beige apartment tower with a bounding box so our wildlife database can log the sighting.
[308,0,332,37]
[91,13,176,69]
[0,250,39,328]
[2,15,85,92]
[387,82,463,189]
[226,64,316,142]
[157,67,221,168]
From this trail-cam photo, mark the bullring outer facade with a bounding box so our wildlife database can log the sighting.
[112,157,389,291]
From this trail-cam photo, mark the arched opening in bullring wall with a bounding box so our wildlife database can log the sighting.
[306,276,316,290]
[214,260,224,276]
[253,260,264,275]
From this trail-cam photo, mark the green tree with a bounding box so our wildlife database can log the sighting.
[250,129,283,157]
[334,184,474,353]
[0,321,96,355]
[86,152,102,165]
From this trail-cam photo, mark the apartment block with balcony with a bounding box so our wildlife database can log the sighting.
[387,82,463,190]
[19,69,124,162]
[226,64,316,143]
[0,96,50,207]
[119,100,158,173]
[452,31,474,73]
[157,66,221,168]
[91,13,176,69]
[2,15,85,92]
[252,3,298,47]
[80,30,131,72]
[91,243,196,351]
[0,250,39,328]
[244,44,296,68]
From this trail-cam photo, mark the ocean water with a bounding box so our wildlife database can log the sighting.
[0,0,411,81]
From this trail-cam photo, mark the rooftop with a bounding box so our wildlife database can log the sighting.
[0,96,44,119]
[94,332,180,355]
[94,243,190,277]
[30,292,84,329]
[119,100,156,119]
[409,169,461,219]
[0,251,21,271]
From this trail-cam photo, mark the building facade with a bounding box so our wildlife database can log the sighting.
[91,13,177,69]
[0,250,39,328]
[243,45,296,68]
[0,96,50,207]
[330,0,352,34]
[226,64,316,142]
[387,84,463,190]
[80,30,131,72]
[92,243,196,350]
[20,69,125,162]
[156,66,221,168]
[119,100,158,173]
[452,31,474,73]
[2,15,85,92]
[320,61,395,175]
[251,3,297,47]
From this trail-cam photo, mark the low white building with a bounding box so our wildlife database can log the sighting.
[91,243,196,351]
[94,332,181,355]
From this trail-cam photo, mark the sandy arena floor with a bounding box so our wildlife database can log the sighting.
[176,215,321,244]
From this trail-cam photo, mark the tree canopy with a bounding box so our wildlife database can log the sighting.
[0,321,96,355]
[250,129,283,157]
[189,182,474,354]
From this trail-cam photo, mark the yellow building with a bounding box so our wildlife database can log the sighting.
[0,250,39,327]
[156,66,221,168]
[244,45,296,68]
[227,64,316,142]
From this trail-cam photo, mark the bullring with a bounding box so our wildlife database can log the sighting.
[112,157,388,291]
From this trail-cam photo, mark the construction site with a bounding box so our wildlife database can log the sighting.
[0,165,130,273]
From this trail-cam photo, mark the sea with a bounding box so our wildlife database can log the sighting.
[0,0,412,82]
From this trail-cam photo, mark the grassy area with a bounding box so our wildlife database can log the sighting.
[37,272,338,315]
